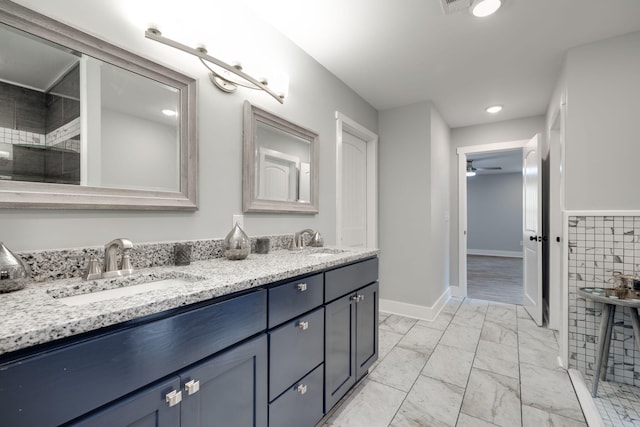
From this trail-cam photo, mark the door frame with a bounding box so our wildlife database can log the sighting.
[456,139,531,298]
[335,112,378,248]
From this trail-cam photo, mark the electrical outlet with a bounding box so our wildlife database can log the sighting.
[233,214,244,229]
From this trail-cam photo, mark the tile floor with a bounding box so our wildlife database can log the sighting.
[584,375,640,426]
[321,297,587,427]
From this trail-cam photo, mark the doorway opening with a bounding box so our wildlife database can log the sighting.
[466,149,524,305]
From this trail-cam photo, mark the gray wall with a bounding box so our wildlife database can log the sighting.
[563,31,640,210]
[467,173,523,254]
[379,102,451,309]
[449,116,545,287]
[2,0,378,252]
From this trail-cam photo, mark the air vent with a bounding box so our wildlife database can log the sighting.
[440,0,471,14]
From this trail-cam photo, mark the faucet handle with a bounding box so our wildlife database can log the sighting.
[309,231,324,247]
[84,255,102,280]
[121,249,133,272]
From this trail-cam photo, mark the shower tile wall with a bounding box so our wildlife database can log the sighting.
[568,215,640,387]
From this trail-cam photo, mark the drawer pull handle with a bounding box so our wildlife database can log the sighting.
[297,320,309,330]
[297,383,308,395]
[350,294,365,303]
[166,390,182,407]
[297,283,308,292]
[185,379,200,395]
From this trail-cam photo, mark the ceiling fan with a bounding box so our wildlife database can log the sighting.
[466,159,502,177]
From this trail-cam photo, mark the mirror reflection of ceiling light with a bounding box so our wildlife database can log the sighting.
[162,109,177,117]
[471,0,502,17]
[466,170,477,177]
[486,105,503,114]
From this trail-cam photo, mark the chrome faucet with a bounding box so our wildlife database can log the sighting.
[289,229,323,250]
[102,238,134,278]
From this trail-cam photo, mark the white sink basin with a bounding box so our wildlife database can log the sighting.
[55,278,193,306]
[301,248,350,258]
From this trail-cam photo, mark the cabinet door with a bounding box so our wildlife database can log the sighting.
[70,377,181,427]
[356,282,379,380]
[181,335,268,427]
[324,294,356,411]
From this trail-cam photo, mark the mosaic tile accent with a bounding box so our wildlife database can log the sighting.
[16,234,298,283]
[584,374,640,426]
[568,215,640,388]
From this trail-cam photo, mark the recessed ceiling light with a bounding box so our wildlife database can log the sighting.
[162,109,177,117]
[486,105,503,114]
[471,0,502,17]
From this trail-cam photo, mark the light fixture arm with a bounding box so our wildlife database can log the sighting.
[145,28,284,104]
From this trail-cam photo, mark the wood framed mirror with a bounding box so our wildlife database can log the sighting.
[243,101,318,214]
[0,0,197,210]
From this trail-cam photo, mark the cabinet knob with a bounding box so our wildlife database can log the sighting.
[165,390,182,407]
[297,383,308,395]
[350,294,365,303]
[184,379,200,396]
[297,283,308,292]
[297,320,309,330]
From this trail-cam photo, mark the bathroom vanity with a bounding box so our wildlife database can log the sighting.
[0,248,379,427]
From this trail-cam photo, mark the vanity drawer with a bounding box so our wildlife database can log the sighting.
[269,307,324,401]
[268,273,323,328]
[269,364,324,427]
[0,289,267,427]
[325,257,378,303]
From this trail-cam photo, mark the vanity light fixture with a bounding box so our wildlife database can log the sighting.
[485,105,503,114]
[471,0,502,17]
[145,28,286,104]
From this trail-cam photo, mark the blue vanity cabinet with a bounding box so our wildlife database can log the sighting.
[0,289,267,427]
[267,274,325,427]
[72,335,268,427]
[324,258,379,412]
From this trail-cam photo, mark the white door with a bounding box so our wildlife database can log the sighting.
[523,134,543,325]
[340,132,367,247]
[258,148,299,201]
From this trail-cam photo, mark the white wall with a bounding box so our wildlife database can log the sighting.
[467,173,523,254]
[449,116,545,287]
[563,31,640,210]
[1,0,378,251]
[378,102,451,315]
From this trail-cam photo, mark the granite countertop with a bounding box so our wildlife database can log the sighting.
[0,247,379,357]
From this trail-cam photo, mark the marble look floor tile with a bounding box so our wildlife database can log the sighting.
[480,320,518,348]
[485,304,517,325]
[521,404,587,427]
[442,298,464,314]
[380,314,418,335]
[397,324,443,355]
[520,364,586,423]
[460,368,521,427]
[378,328,405,360]
[418,311,454,331]
[369,346,428,392]
[324,379,406,427]
[518,325,560,370]
[517,305,532,319]
[422,344,475,388]
[390,375,464,427]
[462,298,490,310]
[455,413,500,427]
[379,311,391,323]
[451,309,486,329]
[439,323,482,352]
[473,340,519,379]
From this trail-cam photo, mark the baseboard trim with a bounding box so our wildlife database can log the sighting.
[449,285,465,298]
[568,369,604,427]
[467,249,523,258]
[380,287,450,322]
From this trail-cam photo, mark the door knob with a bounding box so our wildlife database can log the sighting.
[529,235,538,241]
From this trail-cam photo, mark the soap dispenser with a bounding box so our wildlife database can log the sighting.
[0,242,30,293]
